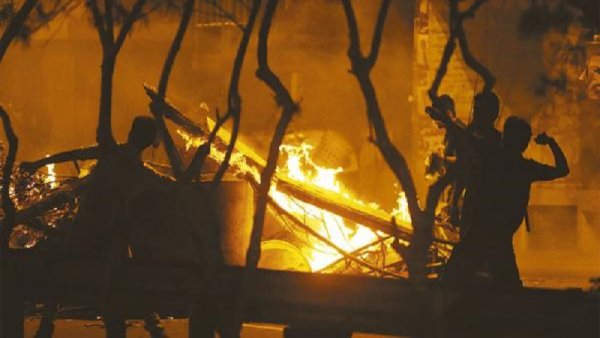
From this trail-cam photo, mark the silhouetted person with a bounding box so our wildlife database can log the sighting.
[427,108,569,288]
[425,95,464,179]
[424,95,468,233]
[450,91,502,231]
[466,91,501,143]
[22,116,168,338]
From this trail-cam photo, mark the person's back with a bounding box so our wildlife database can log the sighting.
[489,117,570,237]
[67,117,159,256]
[448,91,502,229]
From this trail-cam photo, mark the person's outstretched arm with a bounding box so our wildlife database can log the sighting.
[20,145,101,173]
[531,133,570,181]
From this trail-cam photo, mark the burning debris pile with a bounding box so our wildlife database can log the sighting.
[2,158,80,249]
[173,111,456,278]
[2,103,455,279]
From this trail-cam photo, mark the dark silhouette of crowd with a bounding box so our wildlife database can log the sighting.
[426,91,569,288]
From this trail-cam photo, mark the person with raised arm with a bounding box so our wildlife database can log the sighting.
[426,106,569,288]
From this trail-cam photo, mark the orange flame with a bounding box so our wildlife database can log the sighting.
[176,126,412,272]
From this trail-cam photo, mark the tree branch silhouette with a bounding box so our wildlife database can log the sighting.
[0,0,39,63]
[342,0,453,281]
[90,0,148,148]
[455,0,494,92]
[183,0,261,183]
[208,0,261,188]
[429,0,491,101]
[249,0,298,290]
[0,107,18,250]
[149,0,196,179]
[229,0,298,336]
[205,0,245,31]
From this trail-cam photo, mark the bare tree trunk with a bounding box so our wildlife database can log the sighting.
[209,0,261,188]
[183,0,262,183]
[149,0,196,179]
[97,50,117,147]
[342,0,435,281]
[88,0,147,148]
[0,107,22,338]
[0,0,38,64]
[455,0,495,92]
[0,107,18,249]
[342,0,421,220]
[342,0,491,281]
[428,0,459,102]
[248,0,297,276]
[227,0,298,336]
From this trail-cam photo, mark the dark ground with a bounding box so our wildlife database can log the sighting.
[23,273,596,338]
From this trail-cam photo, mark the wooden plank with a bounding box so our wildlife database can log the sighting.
[276,180,412,239]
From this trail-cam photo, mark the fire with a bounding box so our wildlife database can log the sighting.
[391,191,411,224]
[45,162,58,189]
[176,129,203,151]
[271,142,381,271]
[176,125,413,272]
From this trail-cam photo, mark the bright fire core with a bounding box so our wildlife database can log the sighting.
[177,126,411,272]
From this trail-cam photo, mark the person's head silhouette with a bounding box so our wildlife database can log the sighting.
[128,116,157,151]
[432,94,456,129]
[433,94,456,117]
[502,116,532,154]
[472,91,499,128]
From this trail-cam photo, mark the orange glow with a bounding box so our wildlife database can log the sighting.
[271,142,379,270]
[177,123,413,272]
[44,161,58,189]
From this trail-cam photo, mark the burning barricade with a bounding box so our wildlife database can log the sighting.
[3,107,456,280]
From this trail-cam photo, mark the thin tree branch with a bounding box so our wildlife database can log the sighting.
[28,0,80,35]
[365,0,391,69]
[341,0,363,65]
[460,0,486,20]
[138,0,164,21]
[157,0,194,97]
[342,0,420,222]
[113,0,147,55]
[429,0,491,100]
[255,6,296,108]
[96,52,117,147]
[205,0,245,31]
[209,0,261,189]
[428,0,459,102]
[235,0,251,12]
[0,107,18,250]
[104,0,115,46]
[229,1,297,336]
[149,102,185,179]
[95,0,148,148]
[455,0,494,92]
[0,0,39,64]
[343,0,438,281]
[86,0,109,47]
[150,0,196,180]
[183,109,228,181]
[250,0,298,268]
[144,85,205,136]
